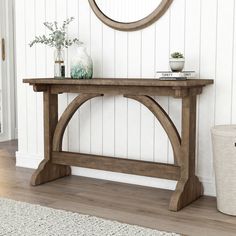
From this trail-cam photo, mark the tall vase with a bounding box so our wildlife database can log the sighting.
[70,46,93,79]
[54,48,65,78]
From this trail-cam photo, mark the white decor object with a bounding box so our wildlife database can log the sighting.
[169,58,185,72]
[29,17,80,78]
[169,52,185,72]
[156,71,195,80]
[54,48,65,78]
[0,198,180,236]
[70,45,93,79]
[211,125,236,216]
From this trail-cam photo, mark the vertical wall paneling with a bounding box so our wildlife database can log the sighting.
[232,2,236,123]
[90,10,103,155]
[102,24,115,156]
[45,0,56,77]
[114,31,128,158]
[141,25,155,162]
[78,0,91,153]
[67,0,80,153]
[215,0,235,125]
[154,10,170,164]
[127,31,141,160]
[198,0,217,180]
[15,0,27,152]
[16,0,236,195]
[25,0,37,154]
[35,0,46,155]
[56,0,69,151]
[184,0,201,72]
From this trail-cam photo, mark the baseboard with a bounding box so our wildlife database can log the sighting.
[71,166,177,191]
[14,128,18,139]
[199,176,216,196]
[15,152,216,196]
[16,151,43,169]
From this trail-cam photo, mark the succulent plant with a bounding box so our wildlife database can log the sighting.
[171,52,184,59]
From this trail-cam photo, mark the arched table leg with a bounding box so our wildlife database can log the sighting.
[31,92,102,186]
[169,95,203,211]
[31,90,71,185]
[31,159,71,186]
[124,95,181,165]
[125,94,203,211]
[53,93,103,151]
[169,176,203,211]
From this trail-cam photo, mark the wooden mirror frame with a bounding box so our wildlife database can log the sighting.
[88,0,173,31]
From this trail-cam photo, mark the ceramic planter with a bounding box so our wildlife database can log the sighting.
[169,58,185,72]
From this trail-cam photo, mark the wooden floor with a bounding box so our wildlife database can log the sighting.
[0,141,235,236]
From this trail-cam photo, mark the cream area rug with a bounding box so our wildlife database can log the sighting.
[0,198,180,236]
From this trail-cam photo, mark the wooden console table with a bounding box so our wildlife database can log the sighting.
[24,78,213,211]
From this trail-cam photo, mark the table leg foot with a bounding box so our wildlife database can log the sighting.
[169,176,203,211]
[30,159,71,186]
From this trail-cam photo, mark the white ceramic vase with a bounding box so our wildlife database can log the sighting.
[70,46,93,79]
[169,58,185,72]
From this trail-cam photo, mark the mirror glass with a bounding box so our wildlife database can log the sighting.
[95,0,162,23]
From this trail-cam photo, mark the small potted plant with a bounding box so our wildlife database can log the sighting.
[169,52,185,72]
[29,17,81,78]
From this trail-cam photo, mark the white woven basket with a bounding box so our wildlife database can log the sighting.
[211,125,236,216]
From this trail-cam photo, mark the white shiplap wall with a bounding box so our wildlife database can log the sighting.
[15,0,236,196]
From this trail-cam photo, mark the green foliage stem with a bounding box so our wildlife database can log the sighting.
[29,17,82,50]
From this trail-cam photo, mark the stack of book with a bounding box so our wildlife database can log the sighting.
[156,71,195,80]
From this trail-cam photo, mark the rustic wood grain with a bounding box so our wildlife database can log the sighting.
[53,94,102,151]
[24,78,213,211]
[88,0,173,31]
[124,95,181,165]
[23,78,213,87]
[52,151,181,180]
[50,85,177,96]
[169,94,203,211]
[30,89,71,186]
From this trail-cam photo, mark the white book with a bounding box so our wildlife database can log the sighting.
[156,71,195,80]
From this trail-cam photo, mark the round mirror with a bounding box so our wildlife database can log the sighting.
[88,0,173,31]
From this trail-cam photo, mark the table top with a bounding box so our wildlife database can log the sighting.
[23,78,214,88]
